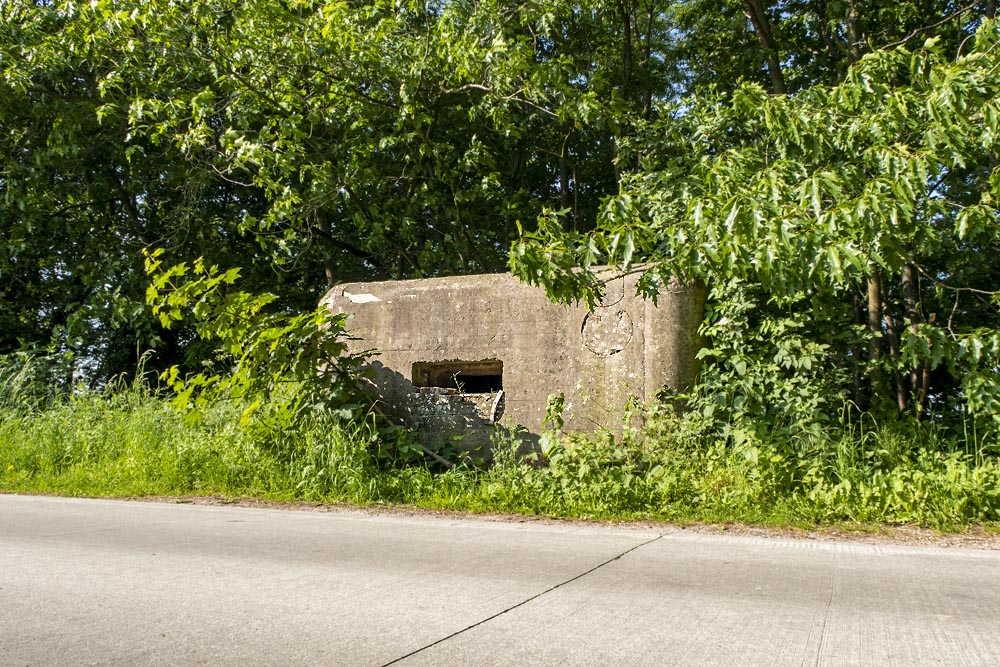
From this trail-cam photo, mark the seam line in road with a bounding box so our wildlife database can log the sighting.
[380,533,663,666]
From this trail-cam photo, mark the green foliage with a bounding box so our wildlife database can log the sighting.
[687,280,848,442]
[520,398,1000,526]
[6,1,1000,528]
[513,23,1000,432]
[0,1,290,383]
[517,27,1000,295]
[4,0,992,382]
[0,383,381,501]
[144,249,368,426]
[3,378,997,528]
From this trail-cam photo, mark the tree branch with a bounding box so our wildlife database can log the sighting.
[881,2,980,50]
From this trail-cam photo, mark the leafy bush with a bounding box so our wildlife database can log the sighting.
[144,249,370,425]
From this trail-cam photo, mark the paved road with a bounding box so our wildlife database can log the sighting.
[2,495,999,666]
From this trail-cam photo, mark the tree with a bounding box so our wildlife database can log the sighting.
[3,0,994,385]
[0,1,333,381]
[512,22,1000,430]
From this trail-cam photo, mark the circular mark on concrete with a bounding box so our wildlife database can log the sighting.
[582,310,634,356]
[599,275,626,307]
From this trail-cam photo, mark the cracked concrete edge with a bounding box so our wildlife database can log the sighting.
[380,534,665,666]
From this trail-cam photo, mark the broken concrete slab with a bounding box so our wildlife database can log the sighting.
[321,271,705,450]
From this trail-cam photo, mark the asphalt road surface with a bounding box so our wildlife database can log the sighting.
[2,494,999,666]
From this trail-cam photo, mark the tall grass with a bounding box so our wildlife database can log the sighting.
[1,361,998,529]
[0,358,382,501]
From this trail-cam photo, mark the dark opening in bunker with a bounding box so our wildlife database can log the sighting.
[412,360,503,393]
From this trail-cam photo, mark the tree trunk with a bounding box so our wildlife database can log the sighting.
[617,1,635,98]
[816,0,846,77]
[845,0,861,63]
[315,215,339,287]
[870,265,909,414]
[901,262,930,419]
[742,0,787,94]
[851,292,865,408]
[882,308,909,416]
[640,0,657,120]
[867,266,883,363]
[917,313,935,419]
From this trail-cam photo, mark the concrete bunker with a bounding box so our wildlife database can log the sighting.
[321,271,705,452]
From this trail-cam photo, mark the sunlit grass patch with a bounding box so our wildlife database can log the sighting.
[1,369,998,530]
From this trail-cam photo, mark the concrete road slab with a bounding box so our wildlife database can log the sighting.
[2,495,999,666]
[409,533,1000,666]
[0,495,653,666]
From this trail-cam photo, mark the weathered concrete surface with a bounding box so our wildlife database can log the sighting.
[321,271,705,446]
[4,495,1000,667]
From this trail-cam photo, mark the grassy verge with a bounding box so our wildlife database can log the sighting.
[2,383,999,531]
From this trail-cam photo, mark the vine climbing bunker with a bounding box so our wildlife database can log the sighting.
[320,271,706,453]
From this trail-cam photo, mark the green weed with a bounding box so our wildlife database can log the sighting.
[1,365,997,529]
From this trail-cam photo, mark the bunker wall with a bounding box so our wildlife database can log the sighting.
[320,272,705,446]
